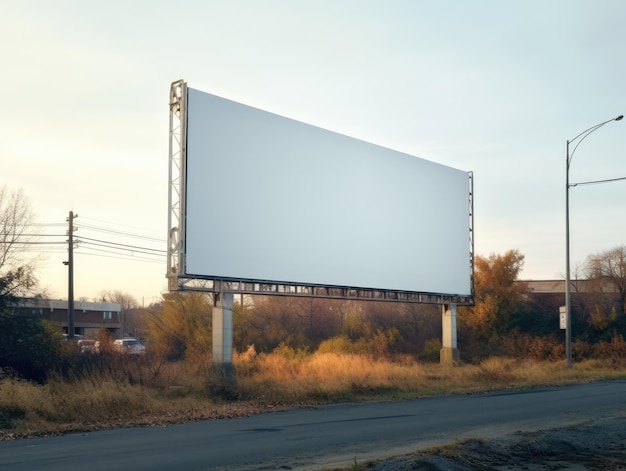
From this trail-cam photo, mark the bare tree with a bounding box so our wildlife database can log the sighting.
[96,290,140,336]
[585,245,626,315]
[0,186,38,307]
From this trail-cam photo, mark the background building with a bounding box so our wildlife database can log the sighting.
[14,298,122,338]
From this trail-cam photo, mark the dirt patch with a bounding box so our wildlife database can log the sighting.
[365,417,626,470]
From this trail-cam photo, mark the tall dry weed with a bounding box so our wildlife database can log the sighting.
[1,375,158,427]
[235,352,434,401]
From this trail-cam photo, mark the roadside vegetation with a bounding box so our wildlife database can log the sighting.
[2,349,626,440]
[2,185,626,440]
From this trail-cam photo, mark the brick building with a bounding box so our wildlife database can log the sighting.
[13,298,122,338]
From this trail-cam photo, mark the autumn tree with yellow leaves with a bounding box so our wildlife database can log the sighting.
[459,249,528,357]
[145,291,213,362]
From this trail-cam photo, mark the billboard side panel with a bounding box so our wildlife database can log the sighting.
[184,88,472,296]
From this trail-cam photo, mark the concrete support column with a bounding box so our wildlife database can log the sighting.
[209,292,237,398]
[440,303,460,365]
[212,291,233,364]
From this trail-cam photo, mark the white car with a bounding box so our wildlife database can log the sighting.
[113,338,146,354]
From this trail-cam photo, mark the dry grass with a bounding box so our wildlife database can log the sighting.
[2,352,626,440]
[235,352,626,402]
[0,375,160,437]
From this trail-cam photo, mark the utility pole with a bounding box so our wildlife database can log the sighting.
[66,211,77,339]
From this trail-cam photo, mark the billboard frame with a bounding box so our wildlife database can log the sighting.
[167,80,474,305]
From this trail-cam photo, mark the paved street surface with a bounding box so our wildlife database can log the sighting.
[2,381,626,471]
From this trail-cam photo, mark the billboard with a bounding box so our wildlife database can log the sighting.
[168,80,473,304]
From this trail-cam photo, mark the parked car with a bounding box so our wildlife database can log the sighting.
[63,333,84,341]
[77,339,97,353]
[113,338,146,355]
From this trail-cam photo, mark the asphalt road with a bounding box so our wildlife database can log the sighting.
[2,381,626,471]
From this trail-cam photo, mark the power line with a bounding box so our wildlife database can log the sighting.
[77,236,166,254]
[79,216,164,235]
[75,249,165,264]
[12,241,66,245]
[24,223,67,227]
[76,223,165,243]
[1,233,66,237]
[10,215,168,265]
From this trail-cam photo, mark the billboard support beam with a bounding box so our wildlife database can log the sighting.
[212,291,233,364]
[209,291,237,397]
[440,304,460,364]
[173,276,474,305]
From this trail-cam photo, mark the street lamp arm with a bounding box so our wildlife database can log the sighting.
[568,115,623,166]
[568,117,619,143]
[570,175,626,187]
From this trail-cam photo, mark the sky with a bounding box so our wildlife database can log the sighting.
[2,0,625,304]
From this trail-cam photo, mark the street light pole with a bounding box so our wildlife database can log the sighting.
[565,139,571,368]
[565,114,623,368]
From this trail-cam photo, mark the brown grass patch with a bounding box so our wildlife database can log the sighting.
[2,353,626,439]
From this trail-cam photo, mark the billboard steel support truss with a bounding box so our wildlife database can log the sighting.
[167,80,187,290]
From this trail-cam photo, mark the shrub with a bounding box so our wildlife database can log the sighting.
[592,334,626,361]
[0,312,64,383]
[420,338,442,363]
[369,328,402,357]
[504,332,562,361]
[272,342,308,361]
[233,345,260,378]
[316,336,355,355]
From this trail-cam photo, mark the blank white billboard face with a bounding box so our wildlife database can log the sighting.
[184,88,472,296]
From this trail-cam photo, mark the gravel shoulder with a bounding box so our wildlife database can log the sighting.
[362,416,626,470]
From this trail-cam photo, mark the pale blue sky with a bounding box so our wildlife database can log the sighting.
[2,0,625,302]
